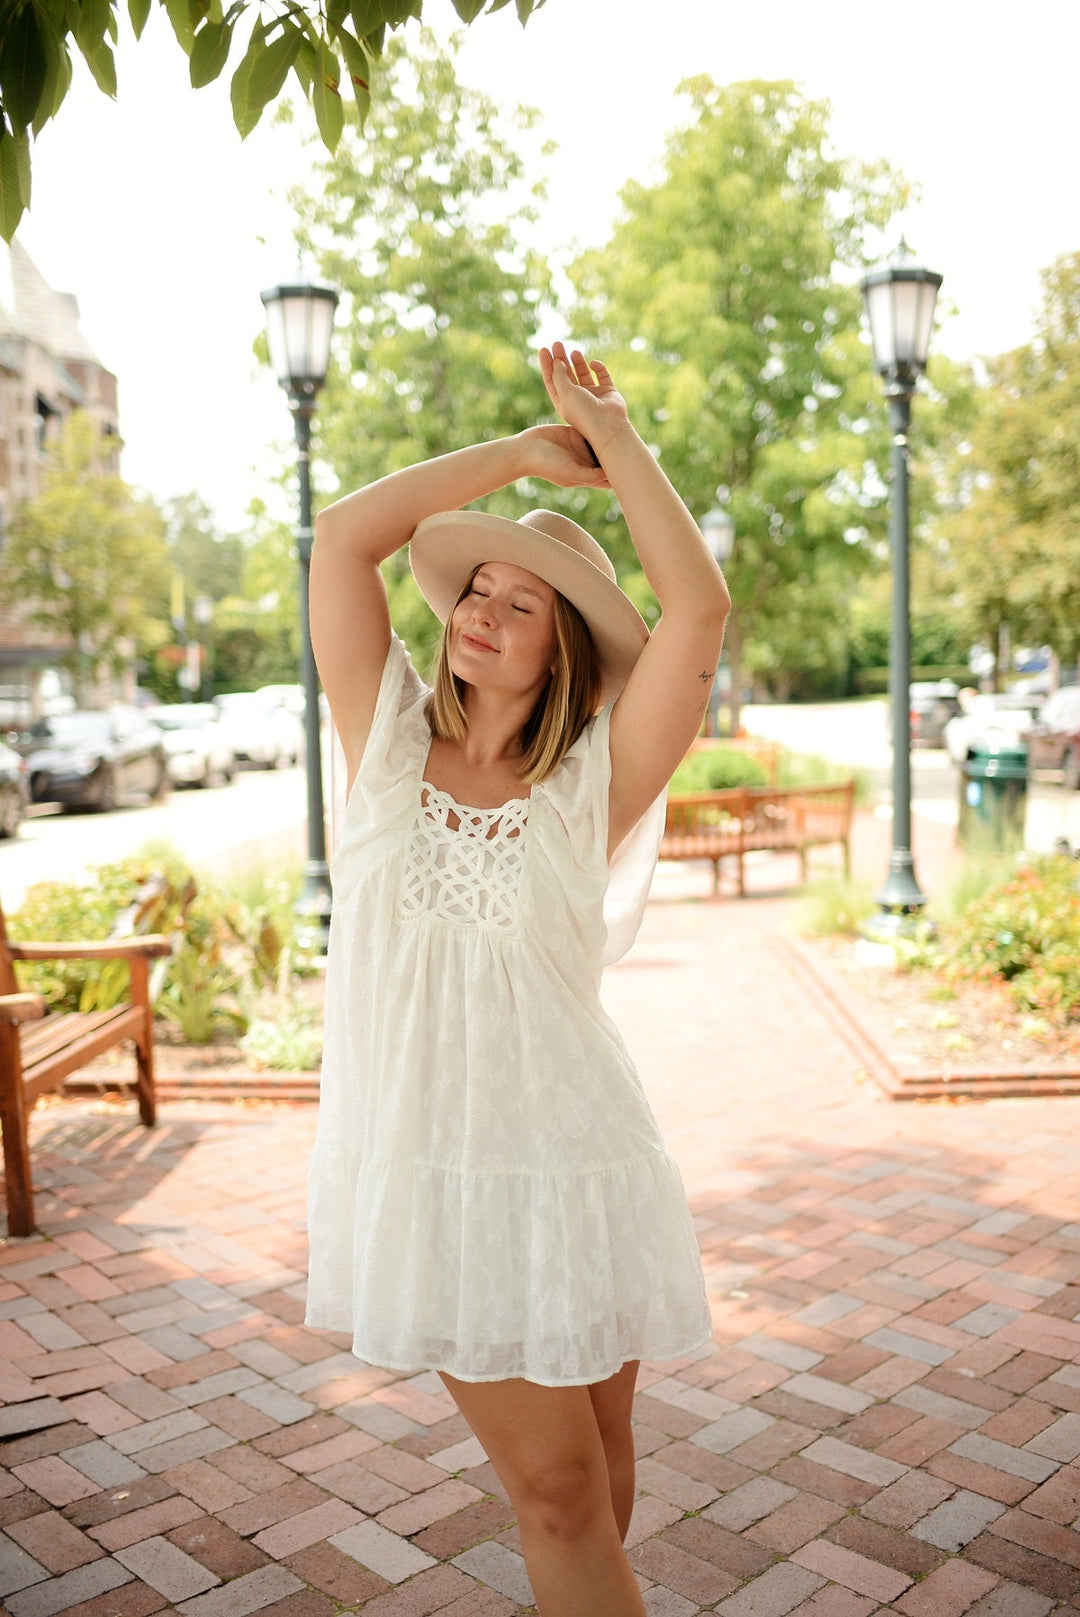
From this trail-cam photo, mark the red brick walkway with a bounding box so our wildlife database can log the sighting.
[4,817,1080,1616]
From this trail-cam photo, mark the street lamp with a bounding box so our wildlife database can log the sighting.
[860,239,943,930]
[700,501,735,735]
[261,277,340,953]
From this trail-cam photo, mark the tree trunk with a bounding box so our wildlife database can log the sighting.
[994,619,1010,694]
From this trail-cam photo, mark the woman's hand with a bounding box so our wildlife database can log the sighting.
[539,342,632,460]
[517,424,612,489]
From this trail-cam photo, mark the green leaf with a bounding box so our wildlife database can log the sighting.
[163,0,195,53]
[244,20,302,120]
[189,17,233,86]
[333,23,369,90]
[449,0,486,20]
[229,16,266,135]
[0,123,31,242]
[128,0,153,39]
[290,33,316,94]
[311,42,343,152]
[75,32,116,96]
[31,6,71,134]
[0,1,48,129]
[347,0,385,34]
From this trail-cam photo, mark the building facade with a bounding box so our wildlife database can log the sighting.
[0,241,120,724]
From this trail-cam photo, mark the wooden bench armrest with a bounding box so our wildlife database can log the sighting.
[9,935,173,963]
[0,992,47,1023]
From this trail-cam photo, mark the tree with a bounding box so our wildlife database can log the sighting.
[162,491,244,604]
[929,253,1080,681]
[205,498,298,691]
[0,0,548,240]
[568,78,908,729]
[0,411,169,702]
[288,26,553,671]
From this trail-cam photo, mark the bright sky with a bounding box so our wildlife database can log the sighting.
[19,0,1080,533]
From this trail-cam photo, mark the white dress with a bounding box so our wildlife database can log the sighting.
[305,634,712,1386]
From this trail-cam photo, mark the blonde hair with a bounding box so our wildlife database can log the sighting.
[428,566,604,785]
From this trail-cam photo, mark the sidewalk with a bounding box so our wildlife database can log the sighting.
[3,817,1080,1616]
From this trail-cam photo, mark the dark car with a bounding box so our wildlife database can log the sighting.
[13,706,169,810]
[909,681,962,747]
[0,739,28,837]
[1022,684,1080,789]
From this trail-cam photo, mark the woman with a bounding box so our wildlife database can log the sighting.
[307,343,730,1617]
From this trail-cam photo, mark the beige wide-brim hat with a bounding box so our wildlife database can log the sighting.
[409,508,649,706]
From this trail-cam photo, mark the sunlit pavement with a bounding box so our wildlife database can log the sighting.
[1,768,309,911]
[4,806,1080,1615]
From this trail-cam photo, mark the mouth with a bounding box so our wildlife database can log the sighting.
[461,633,497,653]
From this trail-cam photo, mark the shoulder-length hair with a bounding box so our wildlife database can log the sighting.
[427,565,604,785]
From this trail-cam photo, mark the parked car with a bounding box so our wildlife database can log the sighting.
[908,681,962,747]
[215,691,301,769]
[149,703,236,787]
[12,707,169,810]
[1022,684,1080,789]
[0,740,28,837]
[942,693,1043,766]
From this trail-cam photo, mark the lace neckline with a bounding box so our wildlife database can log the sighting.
[420,780,531,818]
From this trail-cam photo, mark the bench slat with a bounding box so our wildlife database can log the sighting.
[21,1009,145,1107]
[20,1009,133,1065]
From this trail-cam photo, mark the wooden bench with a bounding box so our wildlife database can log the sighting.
[661,781,856,896]
[0,895,172,1236]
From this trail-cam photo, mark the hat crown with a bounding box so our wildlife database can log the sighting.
[519,509,617,584]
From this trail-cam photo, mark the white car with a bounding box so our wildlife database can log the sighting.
[942,693,1042,766]
[215,691,301,769]
[149,704,236,787]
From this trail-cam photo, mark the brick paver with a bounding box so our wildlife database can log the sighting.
[5,814,1080,1611]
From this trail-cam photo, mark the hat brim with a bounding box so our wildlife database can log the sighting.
[409,511,649,706]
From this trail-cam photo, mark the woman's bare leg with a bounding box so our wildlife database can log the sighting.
[440,1371,646,1617]
[589,1359,639,1541]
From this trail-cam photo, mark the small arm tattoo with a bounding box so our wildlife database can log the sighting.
[698,668,715,684]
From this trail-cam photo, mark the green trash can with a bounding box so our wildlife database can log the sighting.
[958,741,1028,851]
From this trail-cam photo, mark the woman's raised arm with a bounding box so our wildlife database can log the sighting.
[311,428,607,776]
[539,344,732,857]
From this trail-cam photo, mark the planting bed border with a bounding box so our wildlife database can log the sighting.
[775,930,1080,1101]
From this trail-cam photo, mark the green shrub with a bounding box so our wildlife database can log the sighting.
[10,856,196,1013]
[944,854,1080,1021]
[9,844,314,1037]
[669,749,769,794]
[241,1013,322,1072]
[797,877,877,937]
[775,748,871,803]
[156,944,247,1044]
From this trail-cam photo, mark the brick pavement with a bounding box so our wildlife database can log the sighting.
[4,814,1080,1614]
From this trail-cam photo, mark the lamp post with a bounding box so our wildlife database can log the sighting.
[192,597,212,700]
[860,239,942,930]
[260,278,340,953]
[700,501,735,736]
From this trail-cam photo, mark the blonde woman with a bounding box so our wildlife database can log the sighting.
[306,342,730,1616]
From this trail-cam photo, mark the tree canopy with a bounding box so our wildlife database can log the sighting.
[927,252,1080,678]
[0,0,547,241]
[289,26,553,670]
[567,77,908,726]
[0,411,169,702]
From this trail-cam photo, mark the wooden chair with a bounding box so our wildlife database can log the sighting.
[0,897,171,1236]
